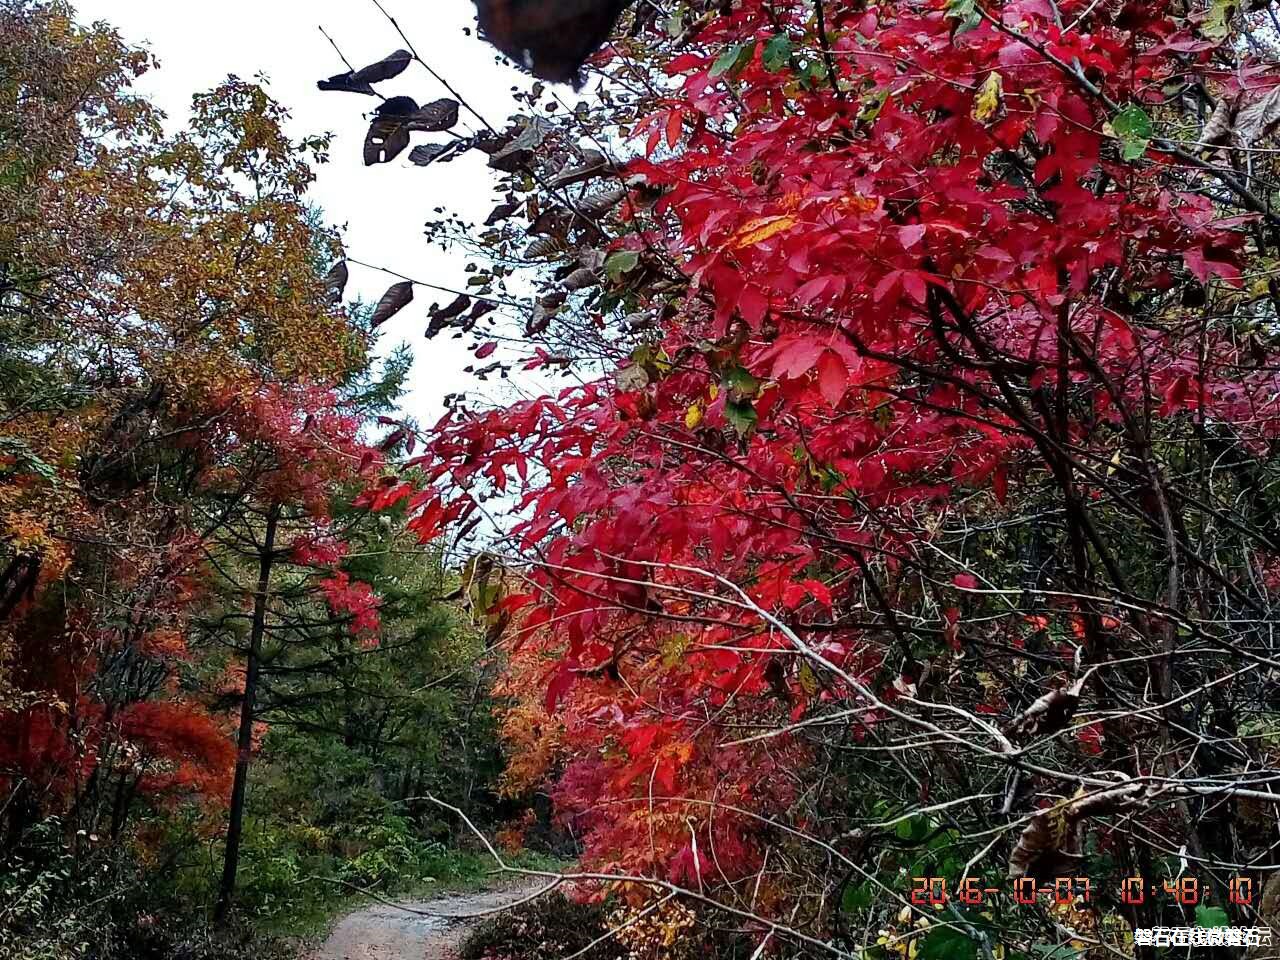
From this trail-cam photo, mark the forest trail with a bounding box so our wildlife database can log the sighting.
[313,877,546,960]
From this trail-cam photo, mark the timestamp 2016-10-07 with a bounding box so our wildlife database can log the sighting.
[909,875,1258,908]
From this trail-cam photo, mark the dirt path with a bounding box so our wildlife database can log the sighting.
[313,878,545,960]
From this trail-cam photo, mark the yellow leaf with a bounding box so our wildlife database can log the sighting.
[661,633,692,667]
[798,661,819,696]
[973,71,1003,122]
[685,403,703,429]
[729,214,797,249]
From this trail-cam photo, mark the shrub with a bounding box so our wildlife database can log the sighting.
[461,893,625,960]
[461,892,756,960]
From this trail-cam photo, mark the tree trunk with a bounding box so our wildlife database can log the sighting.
[213,503,279,926]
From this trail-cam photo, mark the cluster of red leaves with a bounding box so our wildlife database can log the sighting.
[1,383,382,812]
[384,0,1280,885]
[320,571,382,641]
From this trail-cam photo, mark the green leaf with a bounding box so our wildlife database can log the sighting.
[803,58,828,86]
[841,881,873,913]
[1112,105,1153,161]
[605,250,640,282]
[724,400,758,436]
[858,89,889,124]
[1028,946,1085,960]
[711,41,756,78]
[762,35,794,73]
[894,815,931,842]
[1195,905,1230,928]
[0,437,58,484]
[710,43,743,78]
[919,928,979,960]
[945,0,982,34]
[1203,0,1238,39]
[664,4,686,37]
[722,365,760,400]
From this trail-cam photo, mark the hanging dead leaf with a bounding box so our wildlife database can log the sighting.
[473,0,636,86]
[409,142,457,166]
[318,71,376,96]
[1199,95,1236,147]
[370,280,414,328]
[488,118,553,171]
[318,74,376,96]
[1004,673,1089,742]
[353,49,413,84]
[1199,87,1280,151]
[485,200,521,225]
[528,206,571,237]
[408,98,461,132]
[579,185,627,218]
[547,153,616,189]
[562,267,600,291]
[524,235,572,260]
[364,98,461,165]
[1236,86,1280,145]
[323,260,349,306]
[364,98,416,165]
[319,49,412,94]
[431,294,472,322]
[1008,783,1144,880]
[526,300,555,336]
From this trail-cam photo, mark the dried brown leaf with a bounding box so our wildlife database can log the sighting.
[407,98,461,132]
[485,200,521,226]
[352,49,413,84]
[1236,86,1280,145]
[317,72,376,96]
[579,184,627,219]
[409,142,455,166]
[488,118,553,171]
[1004,675,1087,742]
[364,98,460,166]
[320,49,412,94]
[1199,96,1236,147]
[323,260,349,306]
[524,235,572,260]
[547,154,616,189]
[562,267,600,291]
[370,280,414,328]
[431,294,472,322]
[1008,783,1143,880]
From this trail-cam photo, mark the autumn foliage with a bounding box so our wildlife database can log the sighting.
[0,2,380,857]
[350,0,1280,948]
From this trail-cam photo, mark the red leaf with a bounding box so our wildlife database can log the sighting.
[802,578,833,609]
[476,341,498,359]
[737,285,768,327]
[992,465,1009,505]
[666,109,682,149]
[769,336,825,380]
[816,349,848,407]
[545,664,575,712]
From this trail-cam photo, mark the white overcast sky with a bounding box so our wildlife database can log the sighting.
[72,0,551,424]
